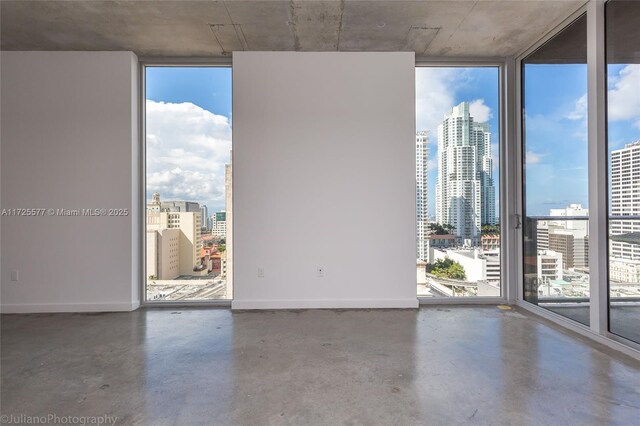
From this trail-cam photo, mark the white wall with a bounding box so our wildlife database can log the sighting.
[1,51,140,313]
[232,52,417,309]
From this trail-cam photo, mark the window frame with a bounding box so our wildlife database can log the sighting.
[514,1,640,358]
[139,58,233,307]
[414,59,512,305]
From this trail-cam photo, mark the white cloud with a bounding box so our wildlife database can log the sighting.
[469,99,492,123]
[491,142,500,175]
[566,93,587,121]
[608,64,640,128]
[146,100,232,210]
[427,158,438,172]
[526,150,544,165]
[563,64,640,132]
[415,68,456,135]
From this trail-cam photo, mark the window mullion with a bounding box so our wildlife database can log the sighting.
[586,0,608,334]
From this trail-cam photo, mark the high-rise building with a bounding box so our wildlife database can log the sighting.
[548,232,576,269]
[549,203,589,217]
[416,131,429,261]
[212,211,227,238]
[224,157,233,299]
[610,141,640,263]
[549,203,589,233]
[200,205,210,230]
[435,102,495,245]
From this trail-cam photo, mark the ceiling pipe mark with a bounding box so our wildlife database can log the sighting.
[421,27,441,54]
[208,24,228,55]
[209,23,247,55]
[233,23,249,51]
[289,0,301,51]
[402,26,441,54]
[447,0,479,42]
[336,0,345,51]
[222,1,234,24]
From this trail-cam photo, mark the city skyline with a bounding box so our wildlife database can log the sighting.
[416,67,500,218]
[610,141,640,279]
[145,67,232,212]
[435,101,496,244]
[145,193,227,231]
[416,131,429,260]
[145,65,638,217]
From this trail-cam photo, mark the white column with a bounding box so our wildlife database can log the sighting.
[587,0,607,334]
[503,57,519,304]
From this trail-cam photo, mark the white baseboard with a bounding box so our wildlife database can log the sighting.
[1,301,141,314]
[231,298,419,310]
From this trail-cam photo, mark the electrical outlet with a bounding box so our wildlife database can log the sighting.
[317,266,325,278]
[257,267,264,278]
[11,270,18,282]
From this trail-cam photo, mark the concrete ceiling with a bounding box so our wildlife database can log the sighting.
[1,0,588,58]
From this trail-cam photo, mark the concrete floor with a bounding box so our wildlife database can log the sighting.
[2,306,639,426]
[545,304,640,344]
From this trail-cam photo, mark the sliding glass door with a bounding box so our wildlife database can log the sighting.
[521,15,590,324]
[606,0,640,344]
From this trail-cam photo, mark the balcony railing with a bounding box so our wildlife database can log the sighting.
[524,215,640,304]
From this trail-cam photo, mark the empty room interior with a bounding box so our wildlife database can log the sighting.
[1,0,640,424]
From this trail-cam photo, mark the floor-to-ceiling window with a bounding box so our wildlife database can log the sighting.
[521,14,590,325]
[144,66,232,302]
[415,66,501,298]
[606,0,640,344]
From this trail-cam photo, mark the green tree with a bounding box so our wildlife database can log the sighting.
[481,223,500,235]
[426,257,466,280]
[429,223,456,235]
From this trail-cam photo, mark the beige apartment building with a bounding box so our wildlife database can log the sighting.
[146,228,180,280]
[146,194,204,279]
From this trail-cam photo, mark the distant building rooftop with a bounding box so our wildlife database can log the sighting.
[428,234,456,240]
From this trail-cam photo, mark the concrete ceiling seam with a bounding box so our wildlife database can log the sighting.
[0,1,591,58]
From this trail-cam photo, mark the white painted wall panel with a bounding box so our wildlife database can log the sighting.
[1,51,140,312]
[232,52,417,309]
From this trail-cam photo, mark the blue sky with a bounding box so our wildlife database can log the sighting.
[145,64,639,218]
[607,64,640,152]
[146,67,232,118]
[145,67,232,213]
[523,63,640,215]
[415,67,500,219]
[523,64,589,215]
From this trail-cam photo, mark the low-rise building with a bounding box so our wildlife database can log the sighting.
[146,228,180,280]
[481,234,500,251]
[431,248,500,283]
[610,257,640,283]
[537,250,563,284]
[147,193,204,277]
